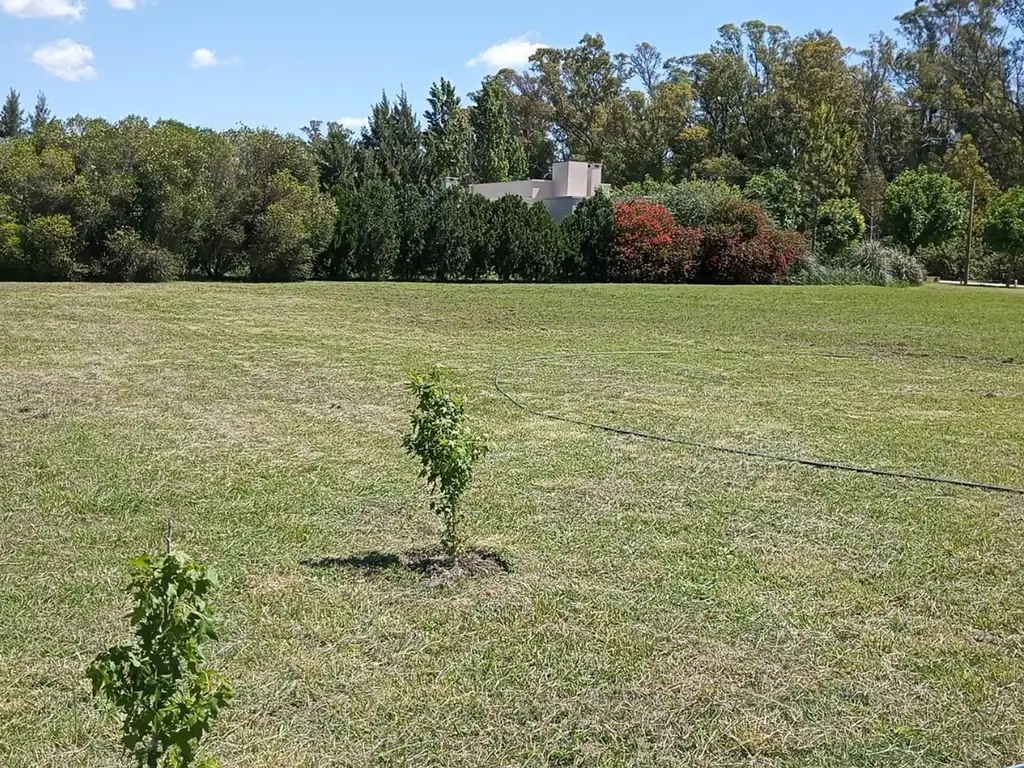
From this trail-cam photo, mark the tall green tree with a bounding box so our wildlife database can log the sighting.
[528,34,625,162]
[0,88,25,138]
[424,78,471,183]
[896,0,1024,184]
[303,120,361,191]
[470,77,519,183]
[490,68,557,179]
[30,92,51,133]
[983,186,1024,282]
[361,90,426,189]
[594,44,695,184]
[779,32,860,204]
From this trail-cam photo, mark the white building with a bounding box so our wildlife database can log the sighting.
[469,161,609,221]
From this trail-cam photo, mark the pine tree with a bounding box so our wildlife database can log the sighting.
[470,78,516,183]
[425,79,471,184]
[0,89,24,139]
[30,91,51,133]
[361,90,425,189]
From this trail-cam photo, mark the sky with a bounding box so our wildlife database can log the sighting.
[1,0,914,135]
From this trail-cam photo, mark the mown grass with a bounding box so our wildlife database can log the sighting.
[1,281,1023,767]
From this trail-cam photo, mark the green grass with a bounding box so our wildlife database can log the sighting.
[2,281,1023,767]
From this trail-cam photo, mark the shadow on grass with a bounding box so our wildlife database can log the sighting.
[302,549,512,580]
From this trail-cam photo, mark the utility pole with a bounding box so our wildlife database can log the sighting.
[964,179,977,285]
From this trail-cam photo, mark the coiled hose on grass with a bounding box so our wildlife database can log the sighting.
[493,351,1024,497]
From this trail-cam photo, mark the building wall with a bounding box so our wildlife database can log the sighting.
[468,162,604,209]
[542,197,584,223]
[469,179,553,201]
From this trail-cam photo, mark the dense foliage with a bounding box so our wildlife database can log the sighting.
[983,187,1024,283]
[793,242,925,286]
[87,552,233,768]
[697,200,808,284]
[614,200,700,282]
[883,170,967,254]
[7,1,1024,284]
[815,198,866,258]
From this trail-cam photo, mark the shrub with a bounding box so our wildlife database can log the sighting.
[847,241,925,285]
[464,192,495,281]
[524,202,562,282]
[790,257,880,286]
[248,172,336,282]
[87,551,233,768]
[422,187,476,281]
[613,200,700,282]
[0,195,24,279]
[744,169,805,231]
[696,200,798,284]
[100,228,180,282]
[974,245,1024,284]
[23,214,82,280]
[349,179,400,280]
[403,367,489,559]
[490,195,532,281]
[983,186,1024,282]
[769,229,810,275]
[918,239,965,280]
[815,198,865,259]
[883,169,967,253]
[490,196,559,282]
[559,191,617,281]
[615,179,743,229]
[393,186,428,280]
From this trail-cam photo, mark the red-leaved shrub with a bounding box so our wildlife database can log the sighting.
[696,199,805,284]
[613,201,701,282]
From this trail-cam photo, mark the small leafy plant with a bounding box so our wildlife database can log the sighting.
[403,366,489,560]
[87,551,233,768]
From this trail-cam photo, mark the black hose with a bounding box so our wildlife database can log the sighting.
[493,353,1024,497]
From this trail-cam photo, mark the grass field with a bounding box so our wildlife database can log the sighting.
[2,281,1023,767]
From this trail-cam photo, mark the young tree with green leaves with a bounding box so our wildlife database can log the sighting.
[88,551,233,768]
[403,367,489,560]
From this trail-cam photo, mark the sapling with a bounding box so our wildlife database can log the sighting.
[403,366,489,560]
[87,551,233,768]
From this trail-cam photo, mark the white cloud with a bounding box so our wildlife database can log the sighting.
[1,0,84,20]
[32,39,96,81]
[467,36,548,70]
[109,0,137,9]
[190,48,218,69]
[337,116,368,131]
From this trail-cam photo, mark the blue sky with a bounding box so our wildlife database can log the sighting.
[1,0,913,134]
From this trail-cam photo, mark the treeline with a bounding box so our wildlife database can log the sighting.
[3,0,1024,283]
